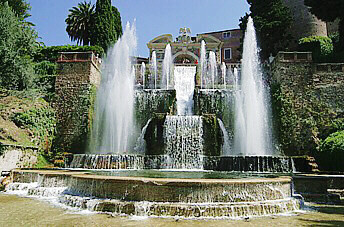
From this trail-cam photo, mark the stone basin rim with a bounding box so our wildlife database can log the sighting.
[12,169,292,184]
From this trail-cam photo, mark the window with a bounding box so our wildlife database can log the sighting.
[223,32,231,39]
[224,48,232,60]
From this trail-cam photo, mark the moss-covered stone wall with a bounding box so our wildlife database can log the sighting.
[270,52,344,156]
[53,60,100,154]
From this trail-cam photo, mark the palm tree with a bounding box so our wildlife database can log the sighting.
[65,1,95,46]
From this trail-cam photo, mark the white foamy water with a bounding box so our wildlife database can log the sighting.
[234,17,274,156]
[174,66,196,115]
[89,22,137,154]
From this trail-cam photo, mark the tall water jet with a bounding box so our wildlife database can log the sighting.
[234,17,273,156]
[161,44,173,89]
[151,51,157,89]
[141,62,146,88]
[174,66,196,115]
[200,40,207,89]
[208,51,217,89]
[221,62,227,89]
[89,22,137,154]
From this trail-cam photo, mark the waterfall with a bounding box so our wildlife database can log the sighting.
[200,40,207,89]
[161,44,173,89]
[151,51,157,89]
[234,17,273,156]
[141,62,146,88]
[134,119,152,154]
[164,116,203,169]
[174,66,196,115]
[89,22,137,154]
[218,118,231,155]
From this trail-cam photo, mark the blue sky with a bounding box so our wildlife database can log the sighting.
[28,0,250,57]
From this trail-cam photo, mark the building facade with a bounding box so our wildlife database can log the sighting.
[147,27,242,66]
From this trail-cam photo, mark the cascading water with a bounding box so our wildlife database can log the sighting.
[208,51,217,89]
[89,22,137,154]
[161,44,173,89]
[200,40,207,89]
[141,62,146,88]
[222,62,227,89]
[234,17,273,156]
[174,66,196,115]
[218,118,231,155]
[151,51,157,89]
[164,116,203,169]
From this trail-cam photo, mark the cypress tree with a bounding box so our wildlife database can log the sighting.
[92,0,117,51]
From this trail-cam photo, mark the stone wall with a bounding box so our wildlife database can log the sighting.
[53,52,100,153]
[0,145,38,173]
[270,52,344,155]
[283,0,328,49]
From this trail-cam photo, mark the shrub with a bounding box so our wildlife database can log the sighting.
[299,36,333,62]
[34,45,104,62]
[317,130,344,171]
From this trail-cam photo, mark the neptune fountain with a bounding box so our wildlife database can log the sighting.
[5,18,301,219]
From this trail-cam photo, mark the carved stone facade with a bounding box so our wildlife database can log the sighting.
[147,28,242,65]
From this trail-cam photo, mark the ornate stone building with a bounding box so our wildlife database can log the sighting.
[147,27,242,66]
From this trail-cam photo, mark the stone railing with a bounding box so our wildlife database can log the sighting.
[274,51,312,63]
[57,52,101,69]
[315,63,344,73]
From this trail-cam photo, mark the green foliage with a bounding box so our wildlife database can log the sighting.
[0,2,38,90]
[299,36,334,62]
[65,1,95,46]
[34,154,52,168]
[240,0,292,59]
[318,130,344,171]
[34,45,104,62]
[65,0,122,51]
[0,0,31,21]
[10,100,56,158]
[304,0,344,51]
[92,0,119,50]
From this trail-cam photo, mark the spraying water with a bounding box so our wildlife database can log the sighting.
[89,22,137,154]
[200,40,207,89]
[151,51,157,89]
[162,44,173,89]
[234,17,273,156]
[222,62,227,89]
[174,66,196,115]
[141,62,146,88]
[208,51,217,89]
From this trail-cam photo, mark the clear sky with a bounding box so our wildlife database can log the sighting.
[28,0,250,57]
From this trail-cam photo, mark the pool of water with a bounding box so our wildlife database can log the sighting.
[83,169,292,179]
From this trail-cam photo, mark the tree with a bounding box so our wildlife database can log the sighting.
[65,1,95,46]
[0,2,38,90]
[240,0,292,59]
[304,0,344,50]
[112,6,122,39]
[91,0,117,50]
[0,0,31,20]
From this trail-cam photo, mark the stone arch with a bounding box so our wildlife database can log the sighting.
[172,51,199,64]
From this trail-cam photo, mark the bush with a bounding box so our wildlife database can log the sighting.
[299,36,333,62]
[317,130,344,171]
[34,45,104,62]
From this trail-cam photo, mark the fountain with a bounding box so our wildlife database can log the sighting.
[5,18,302,219]
[151,51,157,89]
[161,44,173,89]
[88,22,137,154]
[221,62,227,89]
[200,40,207,89]
[234,17,273,156]
[141,62,146,88]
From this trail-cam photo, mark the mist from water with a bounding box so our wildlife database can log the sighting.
[233,17,274,156]
[89,22,137,154]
